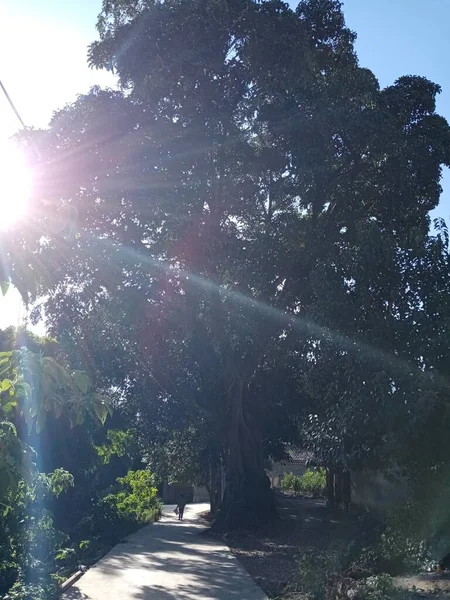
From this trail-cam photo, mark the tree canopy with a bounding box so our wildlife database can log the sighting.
[11,0,450,530]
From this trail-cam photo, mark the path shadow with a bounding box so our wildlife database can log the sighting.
[131,582,249,599]
[80,522,262,597]
[64,504,265,599]
[64,589,90,599]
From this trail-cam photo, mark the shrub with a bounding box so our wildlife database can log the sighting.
[293,548,344,599]
[293,550,408,600]
[281,472,296,492]
[352,574,409,600]
[99,469,162,533]
[281,469,326,497]
[0,470,74,600]
[112,470,162,523]
[378,507,431,573]
[348,501,445,577]
[299,469,326,497]
[292,474,303,495]
[6,580,60,600]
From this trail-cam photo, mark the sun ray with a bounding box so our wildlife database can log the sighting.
[0,140,32,230]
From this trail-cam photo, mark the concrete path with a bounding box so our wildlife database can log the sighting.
[63,503,268,600]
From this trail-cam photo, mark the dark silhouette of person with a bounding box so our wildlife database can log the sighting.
[176,493,187,520]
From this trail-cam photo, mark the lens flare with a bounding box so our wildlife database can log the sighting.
[0,140,32,230]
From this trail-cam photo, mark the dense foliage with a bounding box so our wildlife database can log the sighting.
[102,470,161,525]
[0,322,160,598]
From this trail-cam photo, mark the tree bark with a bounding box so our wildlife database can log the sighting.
[326,468,351,510]
[326,468,336,508]
[334,470,343,507]
[212,377,277,531]
[342,469,351,511]
[206,461,223,516]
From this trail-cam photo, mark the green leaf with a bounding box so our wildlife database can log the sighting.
[70,405,85,427]
[79,540,91,551]
[15,381,31,399]
[0,281,9,296]
[56,547,76,561]
[93,401,109,425]
[76,408,85,426]
[0,379,12,392]
[5,454,16,466]
[53,397,64,419]
[2,400,17,414]
[73,371,91,394]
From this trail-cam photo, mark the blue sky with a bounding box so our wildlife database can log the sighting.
[337,0,450,222]
[1,0,449,328]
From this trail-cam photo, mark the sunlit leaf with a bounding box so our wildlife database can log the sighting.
[0,379,13,392]
[15,381,32,399]
[93,400,109,425]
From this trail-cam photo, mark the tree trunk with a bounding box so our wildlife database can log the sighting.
[212,377,277,531]
[207,461,223,516]
[326,468,336,508]
[326,468,351,510]
[334,470,343,507]
[342,469,351,511]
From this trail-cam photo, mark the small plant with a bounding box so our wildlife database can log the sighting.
[78,539,91,553]
[6,580,60,600]
[292,475,303,495]
[293,548,343,599]
[281,472,296,492]
[298,469,326,497]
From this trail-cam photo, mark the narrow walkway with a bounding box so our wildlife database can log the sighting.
[64,504,268,600]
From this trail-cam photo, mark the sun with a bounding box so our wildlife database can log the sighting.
[0,140,32,230]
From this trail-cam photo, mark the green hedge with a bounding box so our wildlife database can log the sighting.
[281,469,326,497]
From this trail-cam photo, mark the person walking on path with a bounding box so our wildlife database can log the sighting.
[176,493,187,520]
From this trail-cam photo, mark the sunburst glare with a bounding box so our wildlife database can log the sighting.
[0,140,32,230]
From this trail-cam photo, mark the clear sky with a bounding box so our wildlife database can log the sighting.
[1,0,449,330]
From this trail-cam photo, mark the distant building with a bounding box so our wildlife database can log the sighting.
[160,481,194,504]
[267,448,315,489]
[161,467,225,506]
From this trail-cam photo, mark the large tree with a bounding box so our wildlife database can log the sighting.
[22,0,450,528]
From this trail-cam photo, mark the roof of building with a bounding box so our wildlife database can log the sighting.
[284,447,314,464]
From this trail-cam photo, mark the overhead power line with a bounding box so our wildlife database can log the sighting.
[0,78,41,159]
[0,79,27,128]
